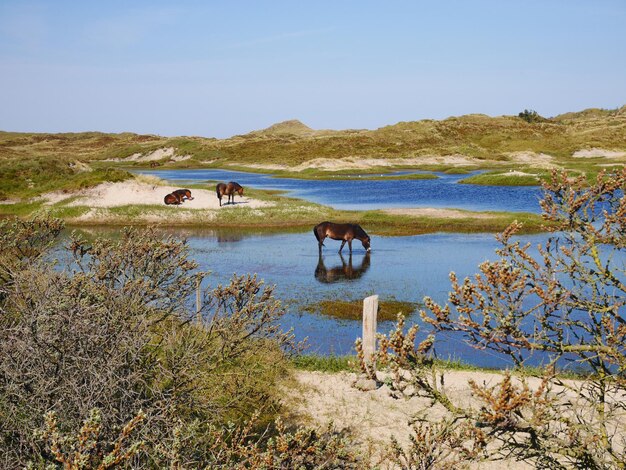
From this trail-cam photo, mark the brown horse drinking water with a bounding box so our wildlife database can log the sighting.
[216,182,244,206]
[313,221,371,254]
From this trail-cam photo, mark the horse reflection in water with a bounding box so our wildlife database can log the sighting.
[216,233,243,243]
[315,252,371,284]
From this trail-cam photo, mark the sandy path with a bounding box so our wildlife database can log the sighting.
[42,180,271,210]
[286,370,542,469]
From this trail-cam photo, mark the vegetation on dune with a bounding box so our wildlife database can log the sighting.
[0,155,132,201]
[356,169,626,468]
[0,218,364,468]
[1,105,625,185]
[1,168,625,467]
[517,108,547,123]
[0,182,545,235]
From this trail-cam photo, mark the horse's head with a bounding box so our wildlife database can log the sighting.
[237,186,244,197]
[185,190,194,200]
[361,236,371,252]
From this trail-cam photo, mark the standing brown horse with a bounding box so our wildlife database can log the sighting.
[216,182,244,206]
[313,221,371,254]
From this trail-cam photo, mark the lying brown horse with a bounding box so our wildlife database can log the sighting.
[216,182,244,206]
[173,189,193,203]
[313,221,371,254]
[164,188,193,205]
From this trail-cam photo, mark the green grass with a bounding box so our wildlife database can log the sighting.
[0,155,132,201]
[291,353,591,379]
[0,180,548,234]
[292,355,357,372]
[459,171,546,186]
[3,105,625,189]
[301,298,418,321]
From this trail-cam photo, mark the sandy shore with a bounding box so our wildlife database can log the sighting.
[41,180,271,210]
[287,370,541,469]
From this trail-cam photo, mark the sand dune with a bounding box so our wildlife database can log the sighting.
[42,180,271,210]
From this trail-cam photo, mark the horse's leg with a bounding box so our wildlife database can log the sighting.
[318,234,326,253]
[339,240,346,253]
[348,239,353,253]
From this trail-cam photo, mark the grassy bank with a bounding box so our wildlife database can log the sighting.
[459,171,547,186]
[291,354,587,379]
[0,182,548,235]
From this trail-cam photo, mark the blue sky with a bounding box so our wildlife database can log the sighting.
[1,0,625,137]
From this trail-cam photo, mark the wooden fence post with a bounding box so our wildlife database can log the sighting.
[196,276,202,323]
[362,295,379,365]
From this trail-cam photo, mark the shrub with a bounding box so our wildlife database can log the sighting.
[362,169,626,468]
[517,109,546,123]
[0,224,295,468]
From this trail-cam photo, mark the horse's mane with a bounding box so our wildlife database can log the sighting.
[352,224,368,238]
[229,181,242,189]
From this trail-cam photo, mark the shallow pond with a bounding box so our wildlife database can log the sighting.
[136,168,543,212]
[71,227,549,368]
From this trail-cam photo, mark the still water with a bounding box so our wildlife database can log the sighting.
[145,228,545,368]
[135,168,543,212]
[122,168,550,366]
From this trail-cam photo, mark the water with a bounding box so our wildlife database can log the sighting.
[135,168,543,212]
[100,227,547,368]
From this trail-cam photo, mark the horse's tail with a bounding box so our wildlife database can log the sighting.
[313,224,325,246]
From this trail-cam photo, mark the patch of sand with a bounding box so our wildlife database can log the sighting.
[232,152,560,173]
[170,154,192,162]
[504,170,535,177]
[505,151,555,168]
[572,148,626,158]
[231,155,480,172]
[383,208,496,219]
[287,370,534,469]
[41,180,272,210]
[230,163,290,171]
[68,160,93,172]
[103,147,193,163]
[294,155,478,171]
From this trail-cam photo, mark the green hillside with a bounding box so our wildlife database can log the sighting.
[1,106,625,200]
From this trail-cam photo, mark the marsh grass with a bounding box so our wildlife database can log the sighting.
[301,298,417,321]
[292,355,358,372]
[292,353,589,380]
[0,184,548,234]
[458,171,546,186]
